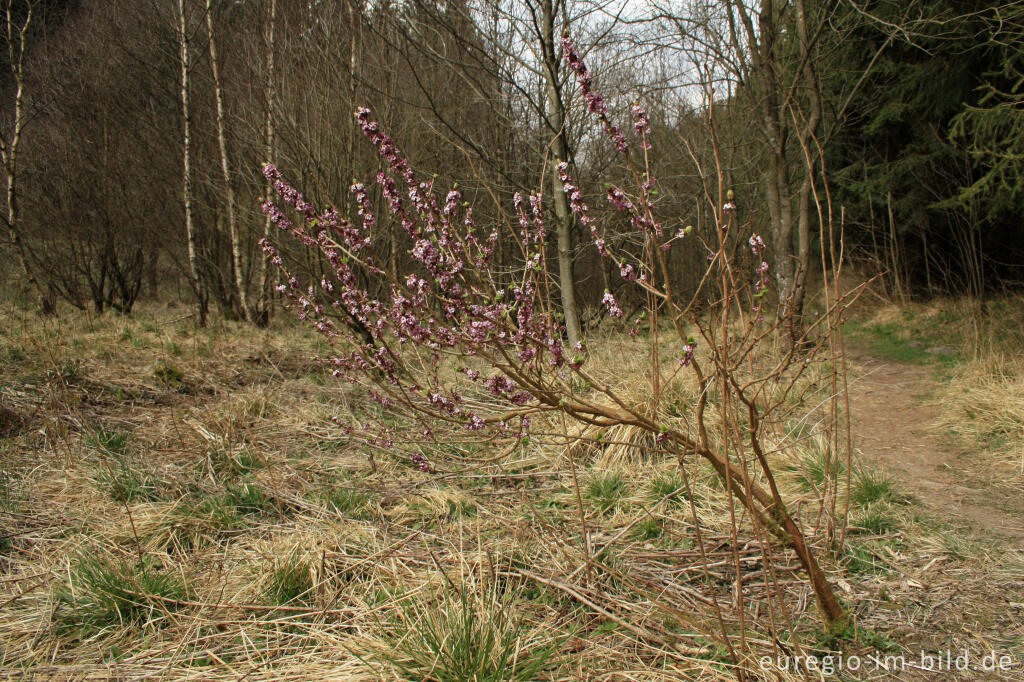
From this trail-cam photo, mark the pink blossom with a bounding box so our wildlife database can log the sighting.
[602,290,623,318]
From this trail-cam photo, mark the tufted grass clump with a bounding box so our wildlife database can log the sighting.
[647,471,689,506]
[263,551,315,605]
[585,472,628,515]
[787,446,845,495]
[632,517,663,541]
[154,361,185,389]
[373,582,557,681]
[209,444,265,477]
[320,487,372,519]
[222,481,277,516]
[95,460,165,503]
[86,427,131,456]
[55,555,187,634]
[851,467,907,507]
[851,503,900,535]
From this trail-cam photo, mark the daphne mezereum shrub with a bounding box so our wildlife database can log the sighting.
[259,35,851,630]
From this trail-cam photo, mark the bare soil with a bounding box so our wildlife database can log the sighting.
[848,352,1024,543]
[848,351,1024,681]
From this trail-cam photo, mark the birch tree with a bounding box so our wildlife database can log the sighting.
[255,0,275,325]
[205,0,248,320]
[1,0,51,312]
[178,0,207,325]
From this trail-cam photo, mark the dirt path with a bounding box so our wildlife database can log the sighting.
[846,352,1024,680]
[847,352,1024,544]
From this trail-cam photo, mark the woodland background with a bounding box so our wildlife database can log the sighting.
[2,0,1022,320]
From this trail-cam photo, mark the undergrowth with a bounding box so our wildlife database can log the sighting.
[2,299,1021,678]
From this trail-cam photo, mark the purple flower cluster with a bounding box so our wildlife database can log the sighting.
[601,290,623,318]
[261,108,612,469]
[629,316,643,337]
[749,233,770,300]
[679,339,697,367]
[606,186,633,213]
[513,191,546,248]
[560,34,671,290]
[411,451,431,473]
[631,103,651,150]
[561,36,627,152]
[558,162,604,256]
[749,234,766,255]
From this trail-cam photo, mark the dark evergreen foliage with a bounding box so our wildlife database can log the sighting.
[826,0,1024,296]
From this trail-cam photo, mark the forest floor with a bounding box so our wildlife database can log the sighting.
[841,314,1024,680]
[0,299,1022,680]
[849,351,1024,541]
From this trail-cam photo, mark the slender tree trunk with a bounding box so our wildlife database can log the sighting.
[886,189,905,305]
[345,0,360,192]
[539,0,581,349]
[178,0,207,325]
[205,0,248,321]
[733,0,827,344]
[768,149,798,319]
[146,251,159,299]
[256,0,277,326]
[2,2,52,314]
[789,0,823,336]
[921,228,933,296]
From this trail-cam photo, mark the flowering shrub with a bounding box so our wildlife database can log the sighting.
[260,36,854,630]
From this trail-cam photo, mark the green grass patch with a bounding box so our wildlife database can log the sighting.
[222,481,277,516]
[86,427,131,456]
[851,467,908,507]
[263,552,314,605]
[95,460,165,503]
[940,533,979,560]
[154,362,185,388]
[48,358,82,383]
[631,517,663,541]
[585,472,627,515]
[192,494,245,528]
[817,621,900,653]
[55,555,187,634]
[165,482,277,542]
[3,345,27,364]
[850,503,900,535]
[840,543,891,575]
[647,471,689,505]
[151,494,248,552]
[209,445,264,477]
[786,447,844,495]
[319,487,372,519]
[371,585,557,681]
[844,319,957,365]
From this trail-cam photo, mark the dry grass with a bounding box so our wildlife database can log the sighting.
[2,300,1019,679]
[848,295,1024,485]
[933,355,1024,481]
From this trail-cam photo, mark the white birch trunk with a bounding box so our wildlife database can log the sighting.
[205,0,248,321]
[178,0,206,325]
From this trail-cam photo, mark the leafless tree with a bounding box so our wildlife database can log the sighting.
[205,0,248,320]
[178,0,207,324]
[1,0,51,312]
[254,0,276,325]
